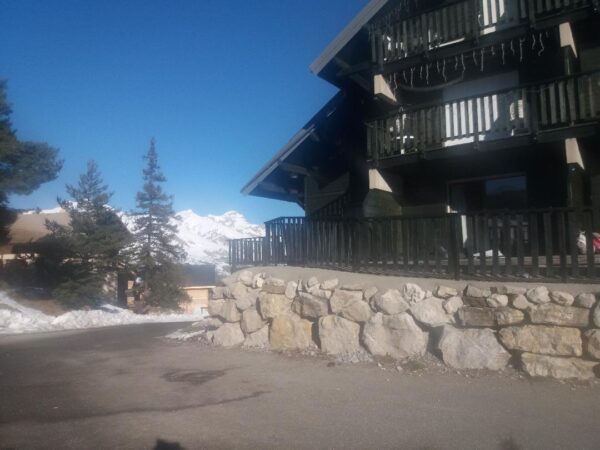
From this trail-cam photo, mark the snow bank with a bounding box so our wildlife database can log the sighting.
[0,292,207,335]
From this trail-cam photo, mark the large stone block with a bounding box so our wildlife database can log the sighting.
[235,289,259,311]
[492,285,527,296]
[257,292,292,320]
[208,299,225,317]
[210,286,228,300]
[436,285,458,299]
[212,323,245,347]
[321,278,339,291]
[584,329,600,360]
[402,283,426,304]
[241,308,266,334]
[372,289,410,315]
[362,313,428,360]
[494,307,525,326]
[499,325,582,356]
[550,291,574,306]
[229,282,248,301]
[243,325,269,349]
[237,270,254,287]
[457,307,496,327]
[526,286,550,304]
[437,326,510,370]
[210,300,240,323]
[330,289,371,323]
[284,281,298,300]
[409,297,453,327]
[269,314,313,351]
[443,296,464,315]
[594,302,600,327]
[528,303,589,327]
[262,278,286,295]
[486,294,509,308]
[511,294,533,310]
[318,315,360,355]
[463,285,492,307]
[292,292,329,319]
[520,353,598,380]
[575,293,596,309]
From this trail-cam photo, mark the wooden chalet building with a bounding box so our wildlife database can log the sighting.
[235,0,600,282]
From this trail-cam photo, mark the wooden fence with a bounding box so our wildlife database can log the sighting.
[229,207,600,282]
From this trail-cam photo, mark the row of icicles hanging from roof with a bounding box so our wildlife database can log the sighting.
[385,30,551,93]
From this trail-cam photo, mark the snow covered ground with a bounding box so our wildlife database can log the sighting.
[0,292,207,335]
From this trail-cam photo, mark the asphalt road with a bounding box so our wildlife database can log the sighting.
[1,323,599,450]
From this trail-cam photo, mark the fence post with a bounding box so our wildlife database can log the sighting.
[448,215,462,280]
[352,219,361,272]
[264,223,271,266]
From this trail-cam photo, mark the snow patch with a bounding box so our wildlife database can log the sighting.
[0,292,206,335]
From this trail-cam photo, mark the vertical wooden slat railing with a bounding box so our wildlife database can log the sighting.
[230,207,600,282]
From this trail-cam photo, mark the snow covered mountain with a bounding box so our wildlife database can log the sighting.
[173,210,264,273]
[16,208,264,274]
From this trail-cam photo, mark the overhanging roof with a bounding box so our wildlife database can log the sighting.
[241,91,346,199]
[309,0,389,86]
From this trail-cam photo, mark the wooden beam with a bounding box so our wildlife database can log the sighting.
[374,74,397,105]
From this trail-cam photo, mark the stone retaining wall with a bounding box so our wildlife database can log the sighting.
[204,270,600,381]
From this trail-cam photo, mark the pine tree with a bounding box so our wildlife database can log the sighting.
[43,160,131,307]
[0,81,62,244]
[132,139,187,309]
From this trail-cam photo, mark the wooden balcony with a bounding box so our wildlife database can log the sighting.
[366,71,600,162]
[370,0,593,66]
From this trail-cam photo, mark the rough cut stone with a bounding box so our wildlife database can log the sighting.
[235,290,259,311]
[402,283,426,304]
[218,301,241,323]
[520,353,598,380]
[321,279,339,291]
[262,278,286,295]
[284,281,298,300]
[212,323,245,347]
[443,296,464,315]
[437,326,510,370]
[363,286,378,301]
[230,282,248,301]
[257,292,292,320]
[409,297,453,327]
[341,283,364,291]
[252,273,265,289]
[494,307,525,326]
[575,293,596,309]
[526,286,550,304]
[269,314,313,351]
[511,294,533,310]
[243,325,269,348]
[330,289,371,322]
[463,285,492,307]
[499,325,582,356]
[241,308,266,334]
[237,270,254,287]
[292,292,329,319]
[436,286,458,299]
[493,285,527,296]
[308,288,333,300]
[550,291,575,306]
[594,302,600,328]
[306,277,319,289]
[528,303,589,327]
[584,329,600,360]
[457,307,496,327]
[208,299,225,318]
[486,294,509,308]
[372,289,410,315]
[210,287,228,300]
[318,315,360,355]
[362,313,428,360]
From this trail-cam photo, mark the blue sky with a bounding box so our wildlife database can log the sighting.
[1,0,365,223]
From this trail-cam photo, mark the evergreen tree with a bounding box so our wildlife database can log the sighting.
[132,139,187,309]
[0,81,62,244]
[43,160,131,307]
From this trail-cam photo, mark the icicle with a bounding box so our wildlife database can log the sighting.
[510,40,515,56]
[426,63,430,85]
[403,70,408,83]
[501,42,506,65]
[480,48,485,72]
[410,67,415,87]
[519,37,525,62]
[538,32,545,57]
[436,60,440,74]
[454,55,459,71]
[473,50,477,67]
[420,65,423,80]
[461,53,466,74]
[442,59,447,82]
[531,33,536,51]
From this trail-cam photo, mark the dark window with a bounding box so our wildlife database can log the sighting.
[449,175,527,213]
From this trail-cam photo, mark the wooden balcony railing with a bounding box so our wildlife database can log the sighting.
[230,207,600,282]
[366,71,600,161]
[371,0,593,65]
